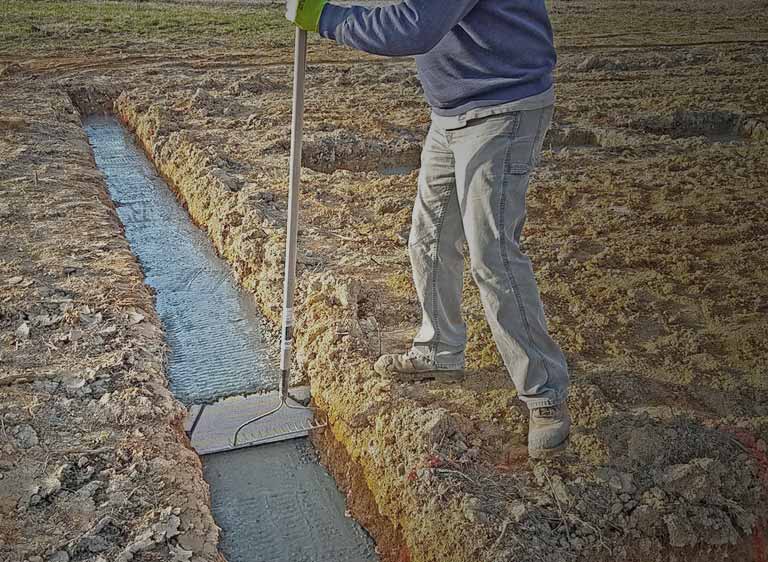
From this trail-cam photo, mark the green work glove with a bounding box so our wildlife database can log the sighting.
[285,0,328,33]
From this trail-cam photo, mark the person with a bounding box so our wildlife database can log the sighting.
[285,0,570,458]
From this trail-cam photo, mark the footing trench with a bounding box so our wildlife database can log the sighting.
[83,116,377,562]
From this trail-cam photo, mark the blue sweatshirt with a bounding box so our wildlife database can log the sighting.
[318,1,556,117]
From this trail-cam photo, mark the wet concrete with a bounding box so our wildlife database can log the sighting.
[84,115,277,405]
[84,115,378,562]
[205,441,377,562]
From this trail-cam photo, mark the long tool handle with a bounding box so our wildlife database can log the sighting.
[279,28,308,396]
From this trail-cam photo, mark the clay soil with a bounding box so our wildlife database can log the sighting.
[2,1,767,561]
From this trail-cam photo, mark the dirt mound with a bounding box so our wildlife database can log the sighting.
[627,110,767,142]
[301,128,421,174]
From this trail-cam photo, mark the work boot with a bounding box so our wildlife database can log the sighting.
[374,351,465,383]
[528,402,571,459]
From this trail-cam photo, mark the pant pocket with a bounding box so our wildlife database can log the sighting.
[503,137,534,176]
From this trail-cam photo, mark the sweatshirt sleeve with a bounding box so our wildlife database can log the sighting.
[318,0,481,57]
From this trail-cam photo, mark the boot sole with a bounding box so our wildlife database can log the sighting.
[528,437,570,460]
[375,365,465,384]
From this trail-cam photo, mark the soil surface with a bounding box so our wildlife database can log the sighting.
[0,88,222,561]
[2,0,767,561]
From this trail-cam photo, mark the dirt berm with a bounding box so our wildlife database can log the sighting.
[0,85,222,562]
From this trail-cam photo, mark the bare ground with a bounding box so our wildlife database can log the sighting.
[1,0,768,561]
[0,87,222,561]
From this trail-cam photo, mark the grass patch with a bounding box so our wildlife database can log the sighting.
[0,0,293,54]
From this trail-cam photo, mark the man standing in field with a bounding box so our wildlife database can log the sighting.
[286,0,570,458]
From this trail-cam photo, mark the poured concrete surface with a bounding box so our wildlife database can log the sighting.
[84,115,278,405]
[204,440,378,562]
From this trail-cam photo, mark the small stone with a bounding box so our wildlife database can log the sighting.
[169,544,193,562]
[532,463,548,485]
[15,322,30,340]
[625,499,639,512]
[509,502,528,523]
[665,513,698,547]
[78,312,102,327]
[48,551,70,562]
[62,375,86,390]
[127,311,145,325]
[595,467,636,494]
[79,535,111,553]
[375,199,401,215]
[54,463,74,482]
[40,476,61,498]
[576,55,601,71]
[166,514,181,538]
[462,495,490,524]
[335,279,361,308]
[657,460,717,503]
[7,276,23,285]
[32,314,61,327]
[76,481,102,499]
[13,424,38,448]
[548,475,572,505]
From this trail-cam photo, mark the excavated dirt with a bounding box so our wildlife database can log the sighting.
[2,0,768,561]
[0,87,222,561]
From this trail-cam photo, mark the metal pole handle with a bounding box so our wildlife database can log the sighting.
[279,28,308,397]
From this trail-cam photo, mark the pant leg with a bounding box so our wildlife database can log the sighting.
[408,123,467,369]
[450,106,569,406]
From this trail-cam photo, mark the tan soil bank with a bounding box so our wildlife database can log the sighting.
[2,0,768,560]
[0,85,222,561]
